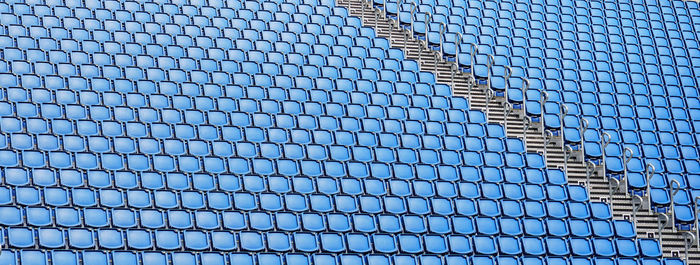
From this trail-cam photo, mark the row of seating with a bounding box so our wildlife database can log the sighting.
[0,249,682,265]
[0,205,630,235]
[1,161,572,183]
[0,171,581,197]
[0,88,464,112]
[1,226,662,257]
[0,188,607,217]
[0,150,546,171]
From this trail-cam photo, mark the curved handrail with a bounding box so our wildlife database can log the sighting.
[410,3,417,34]
[424,12,431,41]
[397,0,403,16]
[438,22,445,55]
[682,231,695,264]
[559,103,568,119]
[563,145,573,173]
[559,103,568,155]
[503,102,512,130]
[450,62,458,89]
[621,147,633,195]
[469,43,477,79]
[670,179,681,232]
[539,90,548,138]
[658,212,670,250]
[523,116,532,152]
[694,196,700,250]
[503,65,512,104]
[579,118,589,165]
[485,54,494,92]
[520,77,529,116]
[601,132,612,150]
[543,129,553,160]
[632,194,643,229]
[585,160,596,198]
[642,162,656,213]
[645,163,655,197]
[454,32,462,66]
[383,0,387,18]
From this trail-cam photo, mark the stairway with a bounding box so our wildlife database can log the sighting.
[337,0,699,263]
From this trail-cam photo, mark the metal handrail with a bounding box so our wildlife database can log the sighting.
[469,43,477,79]
[682,231,695,265]
[503,65,512,106]
[435,22,445,73]
[454,32,462,66]
[539,90,548,139]
[521,78,529,116]
[644,163,656,213]
[559,103,568,156]
[694,196,700,250]
[600,131,611,179]
[579,118,589,165]
[563,145,573,176]
[486,54,494,94]
[658,212,670,251]
[585,160,596,199]
[410,3,417,36]
[543,130,553,160]
[621,147,633,195]
[670,179,681,232]
[632,194,643,233]
[382,0,387,18]
[523,116,532,152]
[438,22,445,55]
[504,102,512,131]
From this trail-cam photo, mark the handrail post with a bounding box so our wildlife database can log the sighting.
[374,1,380,29]
[564,145,573,176]
[485,89,494,121]
[539,90,548,138]
[644,163,656,213]
[523,116,531,152]
[520,78,529,119]
[632,195,643,235]
[469,43,477,81]
[682,231,695,265]
[585,161,595,199]
[451,63,457,90]
[670,179,681,232]
[382,0,387,19]
[503,65,512,106]
[404,2,418,36]
[438,22,445,56]
[559,103,568,155]
[621,147,633,195]
[658,213,670,251]
[600,132,611,179]
[435,22,445,73]
[454,32,462,66]
[486,54,494,93]
[579,118,588,164]
[504,102,512,131]
[543,130,553,162]
[694,196,700,250]
[421,13,431,61]
[609,177,619,212]
[397,0,404,31]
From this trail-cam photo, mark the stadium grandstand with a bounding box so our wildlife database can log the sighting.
[0,0,698,264]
